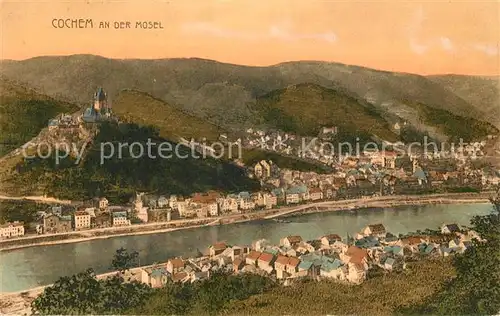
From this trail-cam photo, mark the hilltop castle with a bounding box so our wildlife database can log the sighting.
[82,87,112,122]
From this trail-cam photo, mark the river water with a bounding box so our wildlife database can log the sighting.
[0,203,494,292]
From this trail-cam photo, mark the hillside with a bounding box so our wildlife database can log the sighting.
[113,89,224,141]
[428,75,500,127]
[225,259,455,315]
[0,55,493,133]
[252,83,398,142]
[0,78,78,156]
[3,122,259,202]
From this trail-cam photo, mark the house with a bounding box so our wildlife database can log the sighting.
[233,258,245,272]
[309,187,323,201]
[43,214,72,234]
[93,213,111,228]
[320,259,345,280]
[263,193,278,209]
[74,210,91,230]
[254,160,272,178]
[112,211,130,226]
[218,196,239,213]
[166,258,185,274]
[346,261,367,284]
[209,242,228,257]
[399,236,424,253]
[280,235,303,248]
[323,187,335,199]
[274,255,290,279]
[238,192,256,211]
[200,200,219,217]
[98,197,109,210]
[171,271,189,283]
[297,260,313,278]
[157,196,169,208]
[257,252,275,273]
[141,265,169,288]
[285,185,308,204]
[245,250,262,266]
[0,221,25,239]
[441,223,461,235]
[285,256,301,277]
[343,246,369,266]
[362,224,387,237]
[320,234,342,247]
[133,193,149,223]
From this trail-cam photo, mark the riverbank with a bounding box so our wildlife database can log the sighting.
[0,192,493,252]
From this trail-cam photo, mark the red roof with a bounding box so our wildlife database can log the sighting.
[275,255,289,265]
[211,242,227,251]
[402,236,422,246]
[286,257,300,268]
[346,246,368,264]
[247,250,262,261]
[258,252,275,263]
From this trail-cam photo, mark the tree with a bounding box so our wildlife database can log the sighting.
[31,253,153,315]
[111,247,139,273]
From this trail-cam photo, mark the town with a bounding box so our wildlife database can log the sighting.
[1,88,499,241]
[134,222,479,286]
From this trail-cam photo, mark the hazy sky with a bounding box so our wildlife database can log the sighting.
[1,0,499,75]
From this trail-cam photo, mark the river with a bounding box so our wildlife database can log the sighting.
[0,202,494,292]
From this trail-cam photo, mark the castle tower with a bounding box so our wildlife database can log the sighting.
[93,87,107,112]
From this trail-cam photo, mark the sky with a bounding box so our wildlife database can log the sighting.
[1,0,499,75]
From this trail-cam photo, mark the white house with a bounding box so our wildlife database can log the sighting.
[0,221,25,239]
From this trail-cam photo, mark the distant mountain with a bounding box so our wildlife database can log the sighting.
[1,54,495,133]
[0,78,78,156]
[427,75,500,127]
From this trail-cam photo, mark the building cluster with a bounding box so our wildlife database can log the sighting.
[47,114,80,130]
[137,222,480,288]
[0,221,25,239]
[22,198,133,235]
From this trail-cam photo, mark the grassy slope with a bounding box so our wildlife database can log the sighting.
[0,78,78,156]
[113,89,224,141]
[227,258,455,316]
[252,83,399,141]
